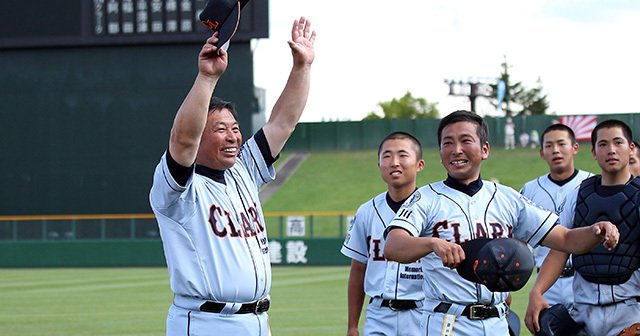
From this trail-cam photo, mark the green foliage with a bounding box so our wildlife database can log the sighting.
[491,56,550,116]
[363,91,439,120]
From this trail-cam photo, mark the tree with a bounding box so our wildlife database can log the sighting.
[363,91,439,120]
[490,57,550,116]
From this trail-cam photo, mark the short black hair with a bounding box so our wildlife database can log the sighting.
[208,96,238,119]
[437,110,489,147]
[540,123,577,146]
[590,119,633,150]
[378,131,423,160]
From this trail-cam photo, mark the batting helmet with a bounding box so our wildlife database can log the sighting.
[456,237,534,292]
[536,304,584,336]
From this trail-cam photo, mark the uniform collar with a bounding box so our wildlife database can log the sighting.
[444,175,483,197]
[195,164,226,184]
[548,169,579,186]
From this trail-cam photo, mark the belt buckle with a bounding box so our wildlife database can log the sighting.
[387,300,400,311]
[468,305,487,320]
[254,298,270,313]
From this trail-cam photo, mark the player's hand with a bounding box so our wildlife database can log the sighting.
[592,221,619,250]
[524,290,550,334]
[198,32,228,79]
[429,238,465,268]
[288,17,316,67]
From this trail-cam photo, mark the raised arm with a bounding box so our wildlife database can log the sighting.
[169,32,228,167]
[262,17,317,158]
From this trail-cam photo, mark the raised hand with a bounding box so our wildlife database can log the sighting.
[288,17,316,67]
[198,32,228,79]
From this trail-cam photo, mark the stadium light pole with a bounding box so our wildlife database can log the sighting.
[444,79,494,113]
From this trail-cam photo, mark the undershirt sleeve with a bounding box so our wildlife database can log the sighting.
[166,149,194,187]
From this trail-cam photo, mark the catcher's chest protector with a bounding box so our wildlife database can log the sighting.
[572,176,640,285]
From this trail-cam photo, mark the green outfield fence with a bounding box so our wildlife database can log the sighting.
[0,213,353,267]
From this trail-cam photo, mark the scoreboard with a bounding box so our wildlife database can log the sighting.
[0,0,268,48]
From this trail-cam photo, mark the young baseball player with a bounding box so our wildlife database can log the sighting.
[383,110,619,336]
[526,119,640,336]
[520,124,593,308]
[149,17,316,336]
[341,131,426,336]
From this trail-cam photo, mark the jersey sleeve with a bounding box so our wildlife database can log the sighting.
[340,204,370,264]
[512,189,559,247]
[385,189,428,238]
[149,152,198,221]
[237,132,276,190]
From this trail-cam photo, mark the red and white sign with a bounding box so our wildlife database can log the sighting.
[560,115,598,141]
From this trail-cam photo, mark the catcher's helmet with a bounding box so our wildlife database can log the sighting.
[456,237,534,292]
[536,304,584,336]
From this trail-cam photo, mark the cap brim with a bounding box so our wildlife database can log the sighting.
[216,2,240,48]
[456,237,491,283]
[199,0,241,48]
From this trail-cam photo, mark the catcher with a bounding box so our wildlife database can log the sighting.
[525,119,640,336]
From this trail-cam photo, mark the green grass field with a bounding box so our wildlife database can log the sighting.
[0,266,536,336]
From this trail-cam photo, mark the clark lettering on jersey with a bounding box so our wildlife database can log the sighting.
[432,220,513,243]
[209,202,266,238]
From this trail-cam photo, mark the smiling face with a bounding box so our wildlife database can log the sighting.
[592,126,633,176]
[378,138,424,191]
[540,129,579,178]
[439,121,489,185]
[196,108,243,170]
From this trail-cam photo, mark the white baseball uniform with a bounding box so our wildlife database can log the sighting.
[150,131,274,336]
[388,177,558,336]
[559,177,640,336]
[341,191,424,336]
[520,169,593,307]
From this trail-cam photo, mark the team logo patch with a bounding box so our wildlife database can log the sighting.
[402,191,421,208]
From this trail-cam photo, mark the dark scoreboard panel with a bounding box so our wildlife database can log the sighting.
[0,0,268,48]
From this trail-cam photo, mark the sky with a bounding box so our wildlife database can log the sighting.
[252,0,640,122]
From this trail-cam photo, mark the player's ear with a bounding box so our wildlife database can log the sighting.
[481,141,490,160]
[416,159,425,172]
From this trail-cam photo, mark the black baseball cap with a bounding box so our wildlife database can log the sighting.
[456,237,534,292]
[199,0,250,48]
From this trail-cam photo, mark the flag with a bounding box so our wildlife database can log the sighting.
[560,115,598,141]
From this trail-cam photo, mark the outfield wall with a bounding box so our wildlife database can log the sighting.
[284,113,640,151]
[0,239,348,267]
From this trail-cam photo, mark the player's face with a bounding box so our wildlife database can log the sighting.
[540,130,579,175]
[378,138,424,190]
[630,148,640,176]
[197,108,242,170]
[592,126,633,176]
[439,121,489,185]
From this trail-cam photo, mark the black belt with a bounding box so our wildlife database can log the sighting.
[537,266,575,278]
[200,298,270,314]
[370,298,418,311]
[434,302,500,320]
